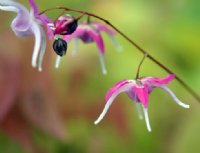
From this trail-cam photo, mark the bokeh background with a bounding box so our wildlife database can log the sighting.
[0,0,200,153]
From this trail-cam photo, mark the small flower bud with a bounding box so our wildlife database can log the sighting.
[54,14,78,35]
[53,38,67,56]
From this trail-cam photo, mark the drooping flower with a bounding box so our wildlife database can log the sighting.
[62,21,122,74]
[0,0,54,71]
[94,74,190,132]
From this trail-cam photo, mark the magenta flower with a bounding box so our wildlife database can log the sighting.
[0,0,54,71]
[94,74,189,131]
[63,21,122,74]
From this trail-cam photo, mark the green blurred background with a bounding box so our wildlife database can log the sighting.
[0,0,200,153]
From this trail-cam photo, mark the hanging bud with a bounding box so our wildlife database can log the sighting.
[54,14,78,35]
[53,38,67,56]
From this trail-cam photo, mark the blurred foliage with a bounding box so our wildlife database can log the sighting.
[0,0,200,153]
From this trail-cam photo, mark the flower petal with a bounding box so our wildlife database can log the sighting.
[144,74,175,86]
[72,39,79,56]
[31,22,42,68]
[132,84,149,108]
[143,108,152,132]
[28,0,39,15]
[94,22,116,35]
[28,0,54,39]
[93,22,122,51]
[37,27,47,71]
[159,86,190,108]
[108,35,123,52]
[0,1,32,36]
[105,80,131,101]
[94,83,133,125]
[63,26,86,42]
[135,102,143,120]
[99,53,107,75]
[87,29,105,54]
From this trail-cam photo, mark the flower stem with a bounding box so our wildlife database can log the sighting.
[136,53,148,79]
[87,15,91,24]
[39,7,200,103]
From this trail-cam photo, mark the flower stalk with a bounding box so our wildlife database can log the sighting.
[39,7,200,103]
[136,53,148,80]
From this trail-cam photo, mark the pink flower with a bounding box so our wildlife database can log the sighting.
[63,21,122,74]
[94,74,189,131]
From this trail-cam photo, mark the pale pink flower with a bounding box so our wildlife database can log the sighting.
[94,74,189,131]
[0,0,54,71]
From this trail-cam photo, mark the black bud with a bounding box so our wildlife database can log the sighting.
[53,38,67,56]
[65,20,78,35]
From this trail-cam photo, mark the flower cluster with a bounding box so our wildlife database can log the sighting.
[0,0,121,74]
[0,0,190,132]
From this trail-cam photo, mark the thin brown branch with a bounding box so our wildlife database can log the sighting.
[39,7,200,102]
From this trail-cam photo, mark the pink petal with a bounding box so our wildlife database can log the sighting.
[144,74,175,86]
[28,0,54,39]
[132,85,149,108]
[45,24,54,39]
[28,0,39,15]
[63,26,86,41]
[105,80,130,101]
[87,29,105,54]
[64,24,105,54]
[94,22,116,36]
[95,81,133,124]
[37,15,54,39]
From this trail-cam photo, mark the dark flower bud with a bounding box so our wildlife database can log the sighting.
[54,14,78,35]
[53,38,67,56]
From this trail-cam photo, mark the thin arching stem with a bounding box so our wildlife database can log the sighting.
[75,13,86,20]
[136,53,148,79]
[39,7,200,103]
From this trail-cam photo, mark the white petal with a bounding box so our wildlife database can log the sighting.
[31,22,42,68]
[143,108,152,132]
[55,56,62,69]
[0,0,15,5]
[159,86,190,109]
[135,102,143,120]
[38,27,47,72]
[72,39,79,56]
[109,35,123,52]
[0,5,17,11]
[94,83,133,125]
[99,53,107,75]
